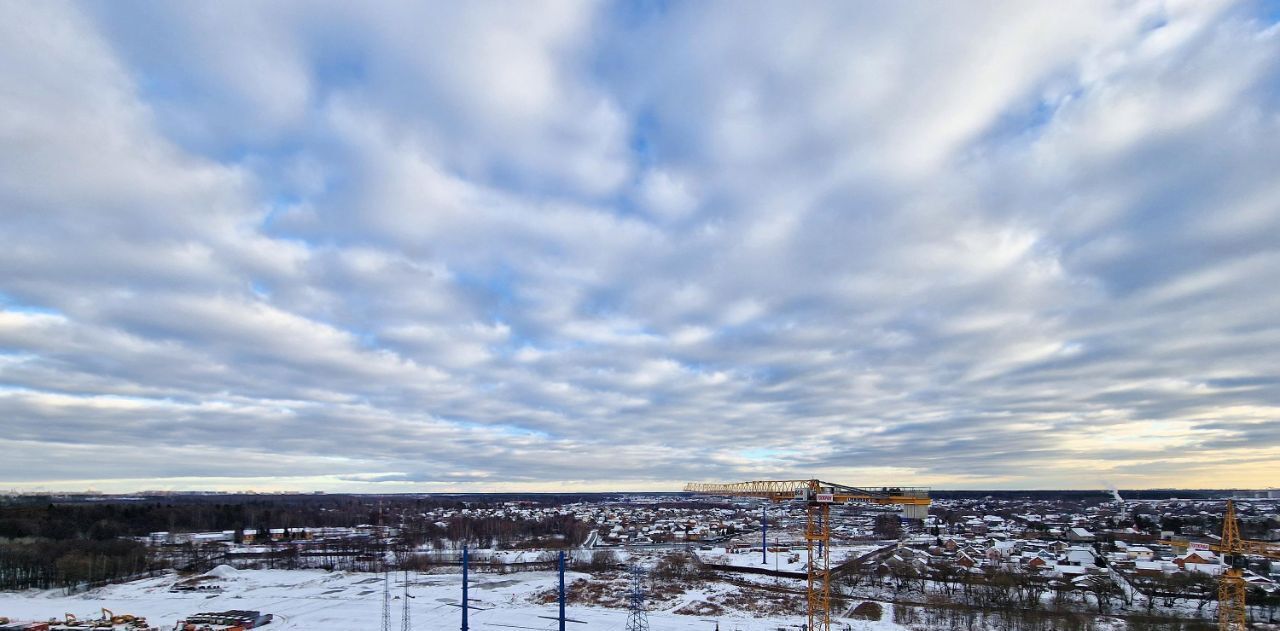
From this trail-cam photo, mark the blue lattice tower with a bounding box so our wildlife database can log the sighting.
[624,564,649,631]
[461,547,470,631]
[762,503,768,565]
[400,569,411,631]
[558,551,566,631]
[380,500,392,631]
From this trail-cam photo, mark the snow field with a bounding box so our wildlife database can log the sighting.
[0,567,909,631]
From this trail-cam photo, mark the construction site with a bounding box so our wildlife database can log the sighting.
[7,0,1280,628]
[0,609,274,631]
[2,481,1279,630]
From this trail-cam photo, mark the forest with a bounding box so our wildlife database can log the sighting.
[0,493,601,591]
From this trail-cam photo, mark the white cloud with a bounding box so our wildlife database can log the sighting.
[638,168,699,221]
[1,1,1278,491]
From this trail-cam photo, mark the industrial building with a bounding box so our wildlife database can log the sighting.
[174,611,272,630]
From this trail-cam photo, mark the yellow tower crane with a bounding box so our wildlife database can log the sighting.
[685,479,930,631]
[1162,499,1280,630]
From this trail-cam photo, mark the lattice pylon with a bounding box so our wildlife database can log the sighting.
[624,564,649,631]
[380,500,391,631]
[400,569,411,631]
[381,566,391,631]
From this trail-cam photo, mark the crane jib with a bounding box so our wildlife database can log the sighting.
[683,478,931,631]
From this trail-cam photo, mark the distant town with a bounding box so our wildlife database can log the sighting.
[1,488,1278,630]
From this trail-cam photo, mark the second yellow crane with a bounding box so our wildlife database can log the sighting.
[685,479,930,631]
[1162,499,1280,631]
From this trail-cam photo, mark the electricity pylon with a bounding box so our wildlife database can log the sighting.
[400,569,411,631]
[624,564,649,631]
[381,565,391,631]
[380,500,391,631]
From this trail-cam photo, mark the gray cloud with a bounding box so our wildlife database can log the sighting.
[1,1,1279,492]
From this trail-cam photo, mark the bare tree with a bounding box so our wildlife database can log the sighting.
[1082,574,1120,613]
[929,559,964,597]
[585,550,616,572]
[886,558,920,593]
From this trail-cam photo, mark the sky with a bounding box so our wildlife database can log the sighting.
[1,1,1280,493]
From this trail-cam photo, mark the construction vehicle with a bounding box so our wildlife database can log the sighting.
[40,609,154,630]
[1161,499,1280,630]
[0,621,51,631]
[685,479,929,631]
[100,610,136,625]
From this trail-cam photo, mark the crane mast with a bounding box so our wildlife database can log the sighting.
[685,479,929,631]
[1213,500,1280,631]
[1218,500,1247,631]
[691,486,1279,631]
[1160,499,1280,631]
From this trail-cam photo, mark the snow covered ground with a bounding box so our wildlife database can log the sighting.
[698,544,889,573]
[0,566,909,631]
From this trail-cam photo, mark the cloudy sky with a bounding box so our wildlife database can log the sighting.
[2,1,1279,493]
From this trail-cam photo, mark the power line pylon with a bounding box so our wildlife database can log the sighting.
[624,564,649,631]
[400,569,412,631]
[379,500,391,631]
[381,565,391,631]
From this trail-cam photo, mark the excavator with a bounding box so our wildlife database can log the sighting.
[49,609,154,629]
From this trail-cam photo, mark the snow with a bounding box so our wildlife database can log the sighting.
[0,568,910,631]
[699,544,888,573]
[204,565,241,580]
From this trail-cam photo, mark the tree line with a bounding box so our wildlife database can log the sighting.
[0,494,599,591]
[0,538,157,591]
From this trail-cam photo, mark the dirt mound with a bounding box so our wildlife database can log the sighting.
[850,601,883,621]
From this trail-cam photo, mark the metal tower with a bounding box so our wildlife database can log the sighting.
[400,569,411,631]
[558,551,566,631]
[1218,500,1247,631]
[624,565,649,631]
[761,503,768,565]
[1159,499,1280,631]
[805,503,831,631]
[381,566,391,631]
[379,500,391,631]
[461,547,470,631]
[685,479,930,631]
